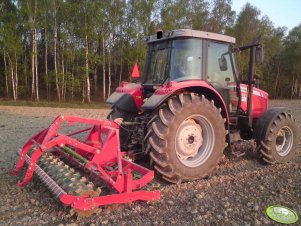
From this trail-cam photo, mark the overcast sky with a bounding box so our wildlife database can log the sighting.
[232,0,301,32]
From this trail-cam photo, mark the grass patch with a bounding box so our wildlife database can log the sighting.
[0,100,109,109]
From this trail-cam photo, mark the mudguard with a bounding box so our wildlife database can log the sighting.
[142,80,229,122]
[253,107,289,141]
[106,82,143,113]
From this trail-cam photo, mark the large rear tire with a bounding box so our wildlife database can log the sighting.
[146,93,227,183]
[259,112,300,164]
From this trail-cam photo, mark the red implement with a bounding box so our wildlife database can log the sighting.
[10,115,160,214]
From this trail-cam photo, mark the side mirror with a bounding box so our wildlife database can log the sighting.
[218,56,228,71]
[255,46,264,65]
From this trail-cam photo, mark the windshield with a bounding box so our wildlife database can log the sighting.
[143,38,203,84]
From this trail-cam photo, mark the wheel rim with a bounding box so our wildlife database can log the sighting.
[175,114,215,167]
[275,126,293,156]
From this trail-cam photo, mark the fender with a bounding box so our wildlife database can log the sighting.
[106,82,143,113]
[142,80,229,123]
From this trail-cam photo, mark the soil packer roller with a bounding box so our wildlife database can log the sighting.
[11,29,300,215]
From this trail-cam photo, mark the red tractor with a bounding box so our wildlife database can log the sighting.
[107,29,300,183]
[11,29,300,215]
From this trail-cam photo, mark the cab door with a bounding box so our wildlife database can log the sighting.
[206,41,238,116]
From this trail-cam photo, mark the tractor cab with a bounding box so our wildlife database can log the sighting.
[142,29,238,114]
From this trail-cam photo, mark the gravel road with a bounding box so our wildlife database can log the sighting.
[0,100,300,226]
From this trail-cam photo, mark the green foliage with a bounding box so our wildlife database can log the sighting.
[0,0,300,102]
[0,99,108,109]
[208,0,236,33]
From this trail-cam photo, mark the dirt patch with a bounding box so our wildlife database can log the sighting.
[0,100,300,225]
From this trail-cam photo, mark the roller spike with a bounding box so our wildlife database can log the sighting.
[47,155,54,160]
[80,177,87,183]
[68,182,77,188]
[64,164,70,169]
[70,177,77,182]
[75,187,84,195]
[73,172,81,178]
[51,159,58,163]
[96,187,102,195]
[64,172,72,177]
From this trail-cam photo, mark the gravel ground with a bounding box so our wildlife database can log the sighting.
[0,100,300,226]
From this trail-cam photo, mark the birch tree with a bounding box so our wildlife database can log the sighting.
[0,1,21,101]
[53,0,61,101]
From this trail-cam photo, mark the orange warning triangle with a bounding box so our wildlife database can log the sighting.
[131,63,140,78]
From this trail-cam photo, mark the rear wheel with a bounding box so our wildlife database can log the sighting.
[146,93,227,183]
[259,112,299,164]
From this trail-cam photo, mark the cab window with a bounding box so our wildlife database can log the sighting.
[207,42,235,87]
[170,39,202,81]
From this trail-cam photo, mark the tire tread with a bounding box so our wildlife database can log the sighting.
[147,93,227,183]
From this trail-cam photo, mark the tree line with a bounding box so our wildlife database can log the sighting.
[0,0,301,103]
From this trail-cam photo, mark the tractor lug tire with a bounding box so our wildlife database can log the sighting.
[259,112,300,164]
[146,93,227,183]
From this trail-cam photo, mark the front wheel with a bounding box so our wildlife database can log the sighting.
[259,112,300,164]
[146,93,227,183]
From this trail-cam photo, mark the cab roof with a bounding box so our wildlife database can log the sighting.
[146,29,236,44]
